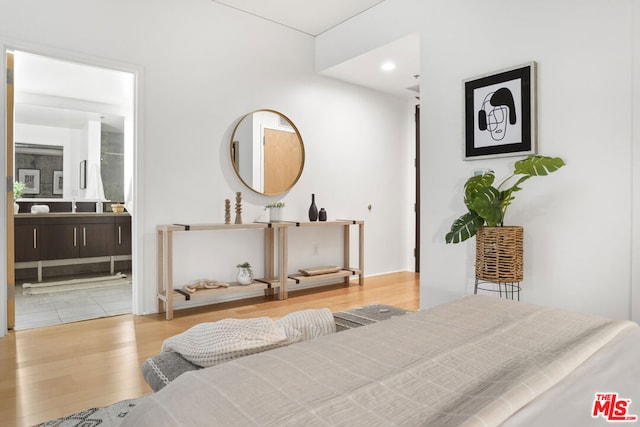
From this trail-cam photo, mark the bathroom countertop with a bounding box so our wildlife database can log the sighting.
[15,212,130,218]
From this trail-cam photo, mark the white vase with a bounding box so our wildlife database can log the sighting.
[14,202,19,215]
[237,267,253,285]
[269,207,283,223]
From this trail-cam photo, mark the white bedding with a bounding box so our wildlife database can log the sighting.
[503,326,640,426]
[123,296,637,426]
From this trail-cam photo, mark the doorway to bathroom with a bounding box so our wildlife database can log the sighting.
[6,49,137,330]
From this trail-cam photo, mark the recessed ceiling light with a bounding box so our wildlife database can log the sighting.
[381,61,396,72]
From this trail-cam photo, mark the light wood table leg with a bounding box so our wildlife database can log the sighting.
[343,224,350,285]
[264,227,275,297]
[165,230,174,320]
[158,229,174,320]
[359,222,365,286]
[157,229,164,315]
[278,226,288,300]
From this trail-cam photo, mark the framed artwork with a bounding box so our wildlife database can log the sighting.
[53,170,63,195]
[18,168,40,194]
[80,160,87,189]
[464,62,536,160]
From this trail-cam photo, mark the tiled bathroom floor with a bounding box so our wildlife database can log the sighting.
[14,278,132,331]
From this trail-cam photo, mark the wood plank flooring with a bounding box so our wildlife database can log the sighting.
[0,271,419,427]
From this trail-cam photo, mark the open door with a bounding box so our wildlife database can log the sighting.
[5,51,15,330]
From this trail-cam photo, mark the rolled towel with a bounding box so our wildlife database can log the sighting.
[30,204,50,214]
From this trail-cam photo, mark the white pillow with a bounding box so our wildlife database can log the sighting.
[161,317,289,368]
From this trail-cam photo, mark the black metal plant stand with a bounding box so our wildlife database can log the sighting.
[474,279,521,301]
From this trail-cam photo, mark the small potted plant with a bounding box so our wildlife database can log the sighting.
[236,261,254,285]
[13,181,25,214]
[264,202,285,223]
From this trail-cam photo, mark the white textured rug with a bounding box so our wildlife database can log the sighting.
[23,273,131,295]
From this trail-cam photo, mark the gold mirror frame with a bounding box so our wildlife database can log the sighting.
[230,109,305,195]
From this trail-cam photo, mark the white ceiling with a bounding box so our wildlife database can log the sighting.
[321,32,420,99]
[211,0,420,99]
[13,51,133,132]
[211,0,386,36]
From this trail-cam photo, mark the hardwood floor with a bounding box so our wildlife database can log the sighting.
[0,271,419,427]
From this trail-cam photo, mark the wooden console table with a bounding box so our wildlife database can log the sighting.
[157,220,364,320]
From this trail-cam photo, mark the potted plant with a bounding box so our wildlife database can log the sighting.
[445,155,565,243]
[236,261,254,285]
[264,202,285,223]
[13,181,25,214]
[445,154,565,286]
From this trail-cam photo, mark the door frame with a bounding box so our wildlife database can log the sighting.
[415,104,420,273]
[1,40,145,335]
[5,51,14,329]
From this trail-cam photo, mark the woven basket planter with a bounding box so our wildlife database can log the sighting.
[475,226,523,282]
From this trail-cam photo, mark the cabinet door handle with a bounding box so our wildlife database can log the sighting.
[83,227,87,246]
[33,228,37,249]
[118,226,122,244]
[73,227,77,247]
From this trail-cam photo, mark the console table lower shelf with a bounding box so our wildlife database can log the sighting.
[156,220,364,320]
[160,280,280,306]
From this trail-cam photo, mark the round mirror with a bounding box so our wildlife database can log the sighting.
[230,109,305,195]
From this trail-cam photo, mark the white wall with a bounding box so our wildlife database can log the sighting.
[317,0,639,321]
[0,0,414,334]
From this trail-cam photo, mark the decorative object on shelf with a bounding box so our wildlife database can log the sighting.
[236,262,253,285]
[319,208,327,221]
[308,193,318,221]
[445,155,565,244]
[464,62,537,160]
[182,279,230,294]
[298,266,341,276]
[13,181,25,214]
[111,203,125,213]
[224,199,231,224]
[235,192,242,224]
[265,202,285,223]
[30,204,50,214]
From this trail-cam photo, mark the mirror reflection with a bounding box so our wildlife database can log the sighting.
[230,110,304,195]
[12,50,134,207]
[14,105,126,203]
[15,143,63,198]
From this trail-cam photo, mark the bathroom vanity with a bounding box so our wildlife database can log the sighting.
[14,212,131,282]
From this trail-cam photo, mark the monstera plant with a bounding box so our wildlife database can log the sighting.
[445,155,565,244]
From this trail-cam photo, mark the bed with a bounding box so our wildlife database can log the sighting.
[122,295,640,426]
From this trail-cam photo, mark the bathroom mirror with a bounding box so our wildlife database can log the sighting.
[230,109,304,195]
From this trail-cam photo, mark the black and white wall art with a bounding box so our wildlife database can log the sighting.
[464,62,536,159]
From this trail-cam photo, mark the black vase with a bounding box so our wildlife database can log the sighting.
[319,208,327,221]
[308,194,318,221]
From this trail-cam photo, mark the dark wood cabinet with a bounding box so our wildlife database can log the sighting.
[14,223,40,262]
[39,218,79,260]
[79,218,116,258]
[115,216,132,255]
[14,214,131,263]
